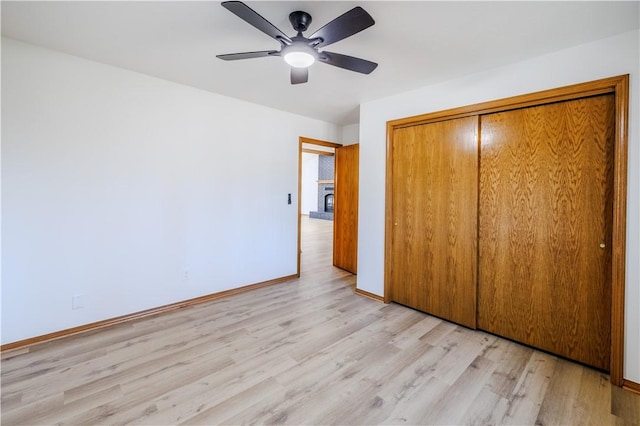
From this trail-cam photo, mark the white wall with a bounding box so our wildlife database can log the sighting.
[341,123,359,146]
[301,152,319,215]
[1,38,339,344]
[357,30,640,382]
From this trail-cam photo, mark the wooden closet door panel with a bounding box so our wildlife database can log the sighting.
[390,116,478,328]
[334,144,359,273]
[478,94,614,370]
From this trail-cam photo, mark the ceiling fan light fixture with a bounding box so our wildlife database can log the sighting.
[284,50,315,68]
[217,2,378,83]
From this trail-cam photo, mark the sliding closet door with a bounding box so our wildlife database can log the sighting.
[478,94,615,370]
[389,116,478,328]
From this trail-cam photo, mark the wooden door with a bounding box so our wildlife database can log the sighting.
[333,144,359,273]
[478,94,615,370]
[389,116,478,328]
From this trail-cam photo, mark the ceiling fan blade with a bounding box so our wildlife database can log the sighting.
[221,1,291,44]
[309,7,374,48]
[318,51,378,74]
[217,50,279,60]
[291,67,308,85]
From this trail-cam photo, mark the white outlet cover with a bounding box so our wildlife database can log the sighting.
[72,294,84,310]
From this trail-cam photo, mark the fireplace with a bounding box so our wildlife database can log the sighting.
[309,155,334,221]
[325,194,334,212]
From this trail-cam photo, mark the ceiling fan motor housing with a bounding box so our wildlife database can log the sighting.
[289,11,312,33]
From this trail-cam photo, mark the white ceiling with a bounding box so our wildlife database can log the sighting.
[2,1,638,125]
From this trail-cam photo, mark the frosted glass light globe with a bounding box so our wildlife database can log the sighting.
[284,51,315,68]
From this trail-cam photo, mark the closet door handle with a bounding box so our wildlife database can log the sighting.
[599,243,605,249]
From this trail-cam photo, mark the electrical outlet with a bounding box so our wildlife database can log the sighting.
[183,269,189,281]
[72,294,84,310]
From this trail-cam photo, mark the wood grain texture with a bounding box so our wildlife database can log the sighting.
[623,380,640,395]
[384,74,628,384]
[613,382,640,423]
[478,94,615,371]
[389,116,478,328]
[610,74,629,386]
[355,288,385,302]
[2,217,638,425]
[333,144,359,274]
[387,75,627,129]
[299,136,342,149]
[301,148,334,156]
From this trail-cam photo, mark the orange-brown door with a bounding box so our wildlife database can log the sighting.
[333,144,359,273]
[478,94,614,370]
[389,116,478,328]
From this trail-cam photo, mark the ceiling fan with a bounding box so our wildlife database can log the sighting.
[216,1,378,84]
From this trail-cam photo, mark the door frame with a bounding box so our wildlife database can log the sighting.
[384,75,629,385]
[297,136,342,276]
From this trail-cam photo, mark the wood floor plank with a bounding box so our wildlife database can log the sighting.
[382,376,451,425]
[537,360,622,425]
[482,337,535,399]
[536,360,585,425]
[423,355,498,425]
[499,351,558,425]
[4,326,232,405]
[136,354,299,425]
[612,384,640,424]
[261,340,403,425]
[2,216,639,425]
[389,313,442,349]
[180,377,285,425]
[1,392,64,425]
[425,327,497,386]
[459,389,511,426]
[32,384,123,425]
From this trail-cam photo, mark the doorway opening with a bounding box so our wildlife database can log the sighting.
[297,137,342,276]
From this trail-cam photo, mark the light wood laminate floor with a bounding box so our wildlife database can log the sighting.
[2,216,639,425]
